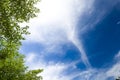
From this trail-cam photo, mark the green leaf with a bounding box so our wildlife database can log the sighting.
[0,0,43,80]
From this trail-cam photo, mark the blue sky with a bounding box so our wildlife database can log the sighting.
[20,0,120,80]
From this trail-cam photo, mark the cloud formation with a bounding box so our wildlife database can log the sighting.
[25,50,120,80]
[23,0,94,68]
[21,0,120,80]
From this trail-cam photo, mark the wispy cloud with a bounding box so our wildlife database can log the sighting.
[25,52,36,63]
[25,52,78,80]
[23,0,94,67]
[114,51,120,60]
[69,31,91,67]
[21,0,120,80]
[79,51,120,80]
[106,51,120,78]
[25,51,120,80]
[117,21,120,25]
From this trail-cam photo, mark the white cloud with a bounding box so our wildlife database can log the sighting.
[23,0,120,80]
[89,51,120,80]
[23,0,94,68]
[25,51,120,80]
[106,51,120,78]
[25,52,93,80]
[70,33,91,67]
[26,55,77,80]
[21,0,120,79]
[114,51,120,60]
[24,0,95,45]
[73,67,118,80]
[107,62,120,78]
[25,52,36,63]
[41,63,72,80]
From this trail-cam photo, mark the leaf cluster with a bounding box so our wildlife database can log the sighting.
[0,0,43,80]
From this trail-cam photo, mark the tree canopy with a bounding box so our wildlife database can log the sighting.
[0,0,43,80]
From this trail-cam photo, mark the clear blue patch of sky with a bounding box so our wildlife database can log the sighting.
[79,2,120,68]
[106,77,114,80]
[42,42,81,63]
[20,42,45,54]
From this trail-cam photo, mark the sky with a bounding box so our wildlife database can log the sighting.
[20,0,120,80]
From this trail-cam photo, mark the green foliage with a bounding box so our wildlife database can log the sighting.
[0,0,43,80]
